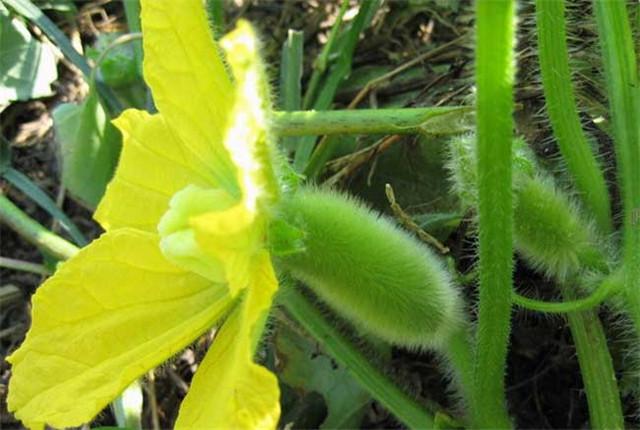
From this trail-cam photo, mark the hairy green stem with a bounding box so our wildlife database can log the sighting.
[561,285,624,429]
[281,287,435,429]
[594,0,640,340]
[442,327,475,423]
[512,272,622,313]
[0,194,79,260]
[272,107,471,137]
[473,1,516,427]
[536,0,612,233]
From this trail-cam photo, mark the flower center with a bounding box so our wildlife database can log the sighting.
[158,184,261,294]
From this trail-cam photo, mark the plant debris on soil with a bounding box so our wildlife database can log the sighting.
[1,1,639,429]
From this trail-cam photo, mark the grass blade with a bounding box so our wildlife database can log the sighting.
[302,0,350,110]
[293,0,380,173]
[278,29,304,153]
[472,1,516,427]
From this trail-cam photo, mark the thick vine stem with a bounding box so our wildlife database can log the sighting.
[472,0,516,427]
[536,0,612,234]
[271,107,472,137]
[561,285,624,429]
[594,0,640,359]
[280,287,435,430]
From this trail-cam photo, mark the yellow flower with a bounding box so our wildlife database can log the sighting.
[7,2,281,429]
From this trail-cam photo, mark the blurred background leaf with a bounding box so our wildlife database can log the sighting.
[53,80,121,209]
[275,322,371,429]
[86,32,146,109]
[0,2,58,110]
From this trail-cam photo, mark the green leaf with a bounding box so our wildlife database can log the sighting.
[53,80,121,209]
[413,212,462,241]
[87,33,140,88]
[275,323,371,429]
[0,3,57,106]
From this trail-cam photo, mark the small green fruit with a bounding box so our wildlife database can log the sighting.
[277,187,463,350]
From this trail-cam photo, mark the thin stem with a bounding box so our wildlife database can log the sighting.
[281,287,434,430]
[512,271,623,314]
[473,1,516,428]
[0,256,51,275]
[3,167,88,246]
[272,107,471,137]
[0,194,79,260]
[442,326,475,424]
[536,0,612,234]
[561,284,624,429]
[348,33,468,109]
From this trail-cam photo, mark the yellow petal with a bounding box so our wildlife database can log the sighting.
[220,20,280,214]
[8,229,233,429]
[95,110,215,231]
[140,0,239,197]
[174,252,280,429]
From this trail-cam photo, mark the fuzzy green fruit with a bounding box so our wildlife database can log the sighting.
[277,187,463,350]
[447,134,608,281]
